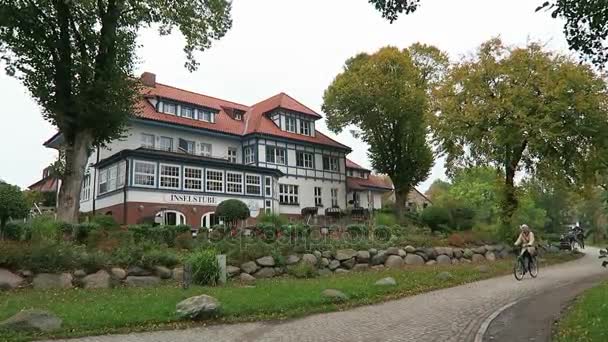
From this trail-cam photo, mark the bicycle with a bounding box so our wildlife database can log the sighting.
[513,247,539,281]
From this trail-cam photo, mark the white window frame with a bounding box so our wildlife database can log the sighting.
[198,109,214,123]
[300,120,312,136]
[98,168,108,194]
[323,155,339,172]
[265,200,272,214]
[264,176,272,197]
[200,143,212,157]
[244,146,255,164]
[296,151,314,168]
[159,163,181,190]
[133,160,157,188]
[162,102,177,115]
[331,188,339,207]
[183,166,204,191]
[116,161,126,188]
[279,184,299,205]
[314,187,322,207]
[227,147,238,163]
[286,116,296,132]
[141,133,155,149]
[245,174,262,196]
[160,136,173,152]
[81,174,91,201]
[181,105,195,119]
[226,171,243,194]
[206,169,224,193]
[266,146,286,165]
[179,139,195,154]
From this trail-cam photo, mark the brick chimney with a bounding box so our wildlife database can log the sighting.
[140,72,156,87]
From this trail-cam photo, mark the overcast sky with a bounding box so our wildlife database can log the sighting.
[0,0,569,191]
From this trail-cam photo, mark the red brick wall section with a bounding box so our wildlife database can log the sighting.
[96,202,217,226]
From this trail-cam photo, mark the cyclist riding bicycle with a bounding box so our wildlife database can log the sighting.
[514,224,536,268]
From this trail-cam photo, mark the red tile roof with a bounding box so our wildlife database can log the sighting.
[347,174,393,191]
[136,78,348,150]
[29,177,59,192]
[345,158,369,171]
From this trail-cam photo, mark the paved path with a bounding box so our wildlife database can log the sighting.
[49,248,607,342]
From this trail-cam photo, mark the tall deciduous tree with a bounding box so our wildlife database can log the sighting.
[0,181,29,237]
[0,1,232,223]
[323,45,448,211]
[368,0,608,68]
[433,38,608,227]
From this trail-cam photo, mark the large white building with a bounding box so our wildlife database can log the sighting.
[42,72,397,228]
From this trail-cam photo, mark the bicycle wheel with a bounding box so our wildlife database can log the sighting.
[513,258,525,281]
[529,258,539,278]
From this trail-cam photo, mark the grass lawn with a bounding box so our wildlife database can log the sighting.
[555,280,608,342]
[0,252,579,342]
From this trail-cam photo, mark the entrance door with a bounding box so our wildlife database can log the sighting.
[201,212,220,229]
[156,210,186,226]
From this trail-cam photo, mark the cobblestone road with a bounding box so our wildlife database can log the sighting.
[49,248,607,342]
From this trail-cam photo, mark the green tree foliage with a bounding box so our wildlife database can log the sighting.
[433,38,608,226]
[368,0,608,68]
[0,1,232,223]
[523,179,576,233]
[446,167,503,224]
[0,181,29,236]
[215,199,250,228]
[323,44,448,210]
[425,179,450,202]
[575,186,608,242]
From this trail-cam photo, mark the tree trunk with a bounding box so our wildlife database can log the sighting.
[394,187,409,219]
[56,131,92,223]
[501,168,518,227]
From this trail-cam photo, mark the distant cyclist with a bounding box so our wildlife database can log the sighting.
[514,224,536,267]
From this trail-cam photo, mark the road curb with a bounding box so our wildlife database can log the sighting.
[474,299,522,342]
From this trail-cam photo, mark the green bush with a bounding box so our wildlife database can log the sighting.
[373,225,392,241]
[346,224,369,239]
[421,206,451,232]
[109,242,179,268]
[187,248,220,286]
[27,243,82,273]
[29,215,63,243]
[2,221,28,241]
[89,214,119,229]
[80,250,108,273]
[375,212,398,226]
[215,199,250,227]
[257,223,278,240]
[257,212,288,226]
[72,222,101,243]
[288,262,317,279]
[129,224,190,247]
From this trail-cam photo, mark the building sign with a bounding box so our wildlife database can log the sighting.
[163,194,261,212]
[165,194,218,205]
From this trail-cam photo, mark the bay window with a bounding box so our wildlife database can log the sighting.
[266,146,286,164]
[206,169,224,192]
[245,174,262,195]
[159,164,180,189]
[133,161,156,187]
[226,171,243,194]
[184,167,203,190]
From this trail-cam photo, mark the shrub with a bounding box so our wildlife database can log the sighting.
[215,199,250,227]
[421,206,451,232]
[72,222,101,243]
[141,248,180,268]
[373,225,392,241]
[89,214,119,229]
[187,248,220,286]
[257,223,278,241]
[257,212,288,226]
[375,212,398,226]
[288,262,317,279]
[346,224,369,239]
[109,242,179,268]
[29,215,63,243]
[80,250,108,273]
[2,221,28,241]
[129,224,190,247]
[27,243,81,273]
[175,232,194,250]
